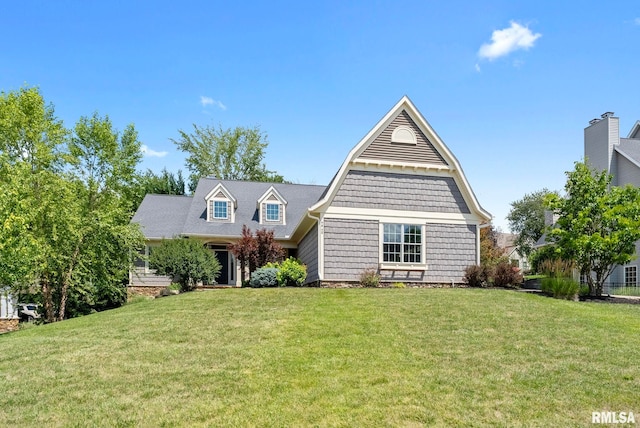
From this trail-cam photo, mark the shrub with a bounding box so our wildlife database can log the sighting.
[149,237,221,292]
[276,257,307,287]
[492,260,524,288]
[359,268,380,288]
[391,282,406,288]
[541,276,580,300]
[464,265,490,287]
[539,258,574,278]
[249,267,279,288]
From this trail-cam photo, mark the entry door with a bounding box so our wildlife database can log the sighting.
[216,250,229,285]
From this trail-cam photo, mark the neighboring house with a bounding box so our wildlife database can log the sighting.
[497,233,529,272]
[584,112,640,288]
[0,288,19,333]
[131,96,492,291]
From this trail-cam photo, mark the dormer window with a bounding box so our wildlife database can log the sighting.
[257,186,287,225]
[265,203,280,222]
[205,183,236,223]
[211,200,228,220]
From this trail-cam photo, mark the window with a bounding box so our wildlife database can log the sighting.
[266,203,279,221]
[211,200,228,220]
[625,266,637,286]
[382,224,422,264]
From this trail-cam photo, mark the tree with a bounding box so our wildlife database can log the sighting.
[480,225,506,267]
[228,226,285,283]
[0,88,145,322]
[546,161,640,297]
[149,238,221,292]
[172,124,285,191]
[507,189,557,258]
[132,168,186,211]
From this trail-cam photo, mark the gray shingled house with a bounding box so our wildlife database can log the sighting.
[131,96,492,291]
[584,113,640,289]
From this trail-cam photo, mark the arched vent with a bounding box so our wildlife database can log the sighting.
[391,125,417,145]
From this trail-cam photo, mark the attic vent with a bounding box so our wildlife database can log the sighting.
[601,112,614,119]
[391,125,417,145]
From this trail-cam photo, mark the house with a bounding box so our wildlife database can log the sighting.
[131,96,492,292]
[584,112,640,289]
[0,288,19,333]
[497,233,529,272]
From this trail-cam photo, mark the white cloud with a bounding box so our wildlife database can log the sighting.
[475,63,481,72]
[140,145,168,158]
[200,95,227,110]
[478,21,541,61]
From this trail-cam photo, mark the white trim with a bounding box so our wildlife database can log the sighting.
[624,265,637,286]
[351,159,452,173]
[391,125,417,145]
[627,120,640,139]
[614,146,640,169]
[318,214,325,280]
[324,206,482,224]
[307,96,492,223]
[257,186,287,225]
[205,183,236,223]
[378,223,427,269]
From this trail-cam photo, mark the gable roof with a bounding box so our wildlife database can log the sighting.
[307,95,491,222]
[628,121,640,139]
[615,138,640,168]
[132,195,193,239]
[133,178,326,241]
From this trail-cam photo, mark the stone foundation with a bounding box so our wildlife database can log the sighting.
[128,286,166,298]
[319,281,468,288]
[0,319,19,334]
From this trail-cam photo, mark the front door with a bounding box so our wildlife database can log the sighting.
[216,250,229,285]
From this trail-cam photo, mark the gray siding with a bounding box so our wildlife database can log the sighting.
[421,223,477,283]
[324,218,379,281]
[585,116,619,176]
[298,224,319,283]
[130,267,173,287]
[615,153,640,187]
[332,170,470,214]
[358,110,447,165]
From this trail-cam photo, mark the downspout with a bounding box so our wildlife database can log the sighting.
[307,211,323,282]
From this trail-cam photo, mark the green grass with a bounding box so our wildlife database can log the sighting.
[1,288,639,427]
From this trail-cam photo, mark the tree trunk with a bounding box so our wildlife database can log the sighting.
[57,241,82,321]
[41,275,55,323]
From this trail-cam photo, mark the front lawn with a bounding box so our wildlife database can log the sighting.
[1,288,638,426]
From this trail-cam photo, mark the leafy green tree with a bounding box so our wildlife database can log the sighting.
[172,124,284,191]
[507,189,557,258]
[149,238,221,291]
[547,161,640,297]
[0,88,144,322]
[132,168,186,210]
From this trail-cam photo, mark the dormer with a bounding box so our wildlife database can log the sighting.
[205,183,236,223]
[257,186,287,225]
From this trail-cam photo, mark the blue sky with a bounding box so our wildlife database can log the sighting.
[2,1,639,230]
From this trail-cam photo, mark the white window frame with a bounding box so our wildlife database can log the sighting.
[265,203,280,222]
[625,265,637,287]
[210,199,229,220]
[379,223,426,270]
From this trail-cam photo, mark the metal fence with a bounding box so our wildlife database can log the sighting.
[602,283,640,296]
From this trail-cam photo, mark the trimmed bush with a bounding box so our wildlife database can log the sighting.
[359,268,380,288]
[391,282,406,288]
[249,267,279,288]
[464,265,490,287]
[493,260,524,288]
[266,257,307,287]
